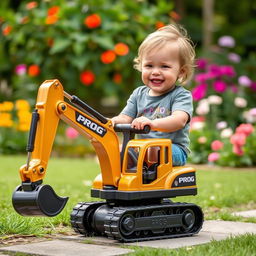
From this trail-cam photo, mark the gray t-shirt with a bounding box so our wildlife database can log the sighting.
[121,85,193,154]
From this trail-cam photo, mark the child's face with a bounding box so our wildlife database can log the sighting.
[141,42,184,96]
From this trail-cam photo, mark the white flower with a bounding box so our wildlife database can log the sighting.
[243,108,256,123]
[234,97,247,108]
[208,95,223,105]
[196,99,209,115]
[216,121,227,130]
[191,121,205,130]
[220,128,233,138]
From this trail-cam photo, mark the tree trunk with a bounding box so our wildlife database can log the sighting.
[203,0,214,51]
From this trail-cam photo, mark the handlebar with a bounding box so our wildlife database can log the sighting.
[114,124,151,134]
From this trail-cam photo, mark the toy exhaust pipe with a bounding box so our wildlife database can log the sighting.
[12,184,69,217]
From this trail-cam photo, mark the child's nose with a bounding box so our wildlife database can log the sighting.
[152,67,160,75]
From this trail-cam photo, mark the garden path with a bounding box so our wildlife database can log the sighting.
[1,211,256,256]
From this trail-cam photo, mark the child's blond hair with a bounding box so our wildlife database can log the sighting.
[134,24,195,84]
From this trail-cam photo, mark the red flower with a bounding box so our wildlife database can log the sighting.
[113,73,122,84]
[114,43,129,56]
[2,25,12,36]
[28,65,40,77]
[48,6,60,16]
[101,50,116,64]
[84,14,101,29]
[46,6,59,25]
[155,21,165,29]
[80,70,95,86]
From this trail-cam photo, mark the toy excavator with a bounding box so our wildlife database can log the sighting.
[12,79,203,242]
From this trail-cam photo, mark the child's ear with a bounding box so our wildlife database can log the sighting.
[179,66,186,77]
[178,66,187,80]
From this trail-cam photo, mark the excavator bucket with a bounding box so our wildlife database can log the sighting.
[12,184,68,217]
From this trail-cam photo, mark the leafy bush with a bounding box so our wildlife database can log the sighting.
[0,0,174,111]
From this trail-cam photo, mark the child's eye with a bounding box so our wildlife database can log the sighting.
[144,64,153,68]
[162,65,170,68]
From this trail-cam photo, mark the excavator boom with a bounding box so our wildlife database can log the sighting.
[13,79,121,216]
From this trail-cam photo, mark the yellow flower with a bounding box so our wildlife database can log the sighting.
[16,100,30,111]
[17,123,30,132]
[0,113,13,127]
[0,101,14,111]
[17,110,31,122]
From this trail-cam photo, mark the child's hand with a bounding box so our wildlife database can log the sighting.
[131,116,154,130]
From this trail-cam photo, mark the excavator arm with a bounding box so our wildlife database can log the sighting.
[13,79,121,216]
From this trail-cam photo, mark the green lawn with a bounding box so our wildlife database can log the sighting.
[0,155,256,255]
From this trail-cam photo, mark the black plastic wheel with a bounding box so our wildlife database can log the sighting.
[120,214,136,236]
[182,209,195,231]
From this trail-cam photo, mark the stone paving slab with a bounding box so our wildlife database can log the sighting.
[202,220,256,235]
[125,232,229,249]
[60,220,256,249]
[0,240,132,256]
[232,209,256,218]
[1,220,256,255]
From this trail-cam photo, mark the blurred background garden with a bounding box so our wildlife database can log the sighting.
[0,0,256,167]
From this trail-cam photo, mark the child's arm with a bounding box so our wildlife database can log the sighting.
[131,110,189,132]
[111,114,133,126]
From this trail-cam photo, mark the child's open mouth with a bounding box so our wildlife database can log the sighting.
[150,79,164,85]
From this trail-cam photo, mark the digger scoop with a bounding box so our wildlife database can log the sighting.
[12,109,68,217]
[12,184,68,217]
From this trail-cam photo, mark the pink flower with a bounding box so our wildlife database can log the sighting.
[230,133,246,146]
[250,82,256,91]
[213,80,227,93]
[15,64,27,75]
[230,84,238,93]
[236,123,254,136]
[195,73,209,83]
[192,84,207,101]
[238,76,251,87]
[211,140,224,151]
[218,36,235,48]
[249,108,256,116]
[208,64,222,77]
[66,127,79,139]
[208,152,220,162]
[228,53,241,63]
[219,66,236,77]
[196,58,208,69]
[233,144,244,156]
[198,136,207,144]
